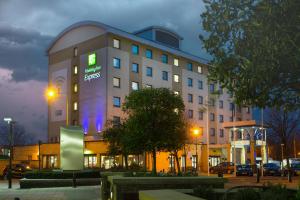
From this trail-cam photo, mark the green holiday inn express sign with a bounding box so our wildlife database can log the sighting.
[84,53,102,82]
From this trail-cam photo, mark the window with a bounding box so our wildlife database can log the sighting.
[197,66,202,74]
[174,58,179,66]
[113,116,121,126]
[73,83,78,93]
[188,78,193,87]
[174,91,179,95]
[187,63,193,71]
[198,80,203,89]
[74,65,78,75]
[210,128,215,136]
[145,84,152,88]
[219,100,223,109]
[84,154,97,168]
[113,58,120,68]
[209,98,215,106]
[145,49,152,59]
[132,63,139,73]
[146,67,152,77]
[73,102,78,111]
[173,74,179,83]
[198,96,203,104]
[113,39,120,49]
[210,84,215,93]
[246,107,251,113]
[113,77,120,88]
[198,111,203,120]
[188,110,193,119]
[132,81,139,90]
[230,116,233,122]
[113,97,121,107]
[219,85,223,94]
[210,113,215,121]
[188,94,193,103]
[230,103,235,111]
[55,110,62,116]
[162,71,168,81]
[161,54,168,64]
[74,47,78,57]
[132,44,139,55]
[219,115,224,123]
[219,129,224,137]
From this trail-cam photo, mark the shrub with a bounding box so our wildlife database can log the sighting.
[193,185,216,200]
[234,188,260,200]
[261,183,290,200]
[24,169,101,179]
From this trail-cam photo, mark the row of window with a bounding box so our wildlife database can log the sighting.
[113,38,203,72]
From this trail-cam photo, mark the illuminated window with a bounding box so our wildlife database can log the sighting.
[73,83,78,93]
[162,71,168,81]
[73,102,78,111]
[197,66,202,74]
[132,44,139,55]
[74,47,78,57]
[161,54,168,64]
[145,49,152,59]
[74,65,78,75]
[132,63,139,73]
[113,58,120,69]
[113,39,120,49]
[146,67,152,77]
[187,78,193,87]
[174,58,179,66]
[145,84,152,88]
[187,63,193,71]
[173,74,179,83]
[113,77,120,88]
[174,91,179,95]
[131,81,139,91]
[84,154,97,168]
[113,97,121,107]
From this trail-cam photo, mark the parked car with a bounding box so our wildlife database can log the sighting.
[236,165,253,176]
[209,162,234,174]
[262,163,281,176]
[2,164,31,179]
[282,163,300,176]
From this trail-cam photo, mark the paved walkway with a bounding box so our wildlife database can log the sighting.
[0,184,101,200]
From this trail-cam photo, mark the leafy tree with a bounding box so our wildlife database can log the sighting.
[265,109,300,168]
[123,88,186,174]
[200,0,300,110]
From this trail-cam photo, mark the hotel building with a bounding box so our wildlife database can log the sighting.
[44,21,265,171]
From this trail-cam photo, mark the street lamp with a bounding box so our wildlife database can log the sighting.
[281,143,285,164]
[45,87,69,126]
[3,117,15,189]
[193,128,200,172]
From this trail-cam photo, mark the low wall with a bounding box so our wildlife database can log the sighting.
[139,190,205,200]
[20,178,101,189]
[104,176,227,200]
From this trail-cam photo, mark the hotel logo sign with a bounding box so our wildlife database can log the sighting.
[84,53,101,82]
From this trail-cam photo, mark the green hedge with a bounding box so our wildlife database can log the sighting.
[24,169,101,179]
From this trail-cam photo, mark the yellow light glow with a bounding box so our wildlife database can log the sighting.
[193,129,199,135]
[45,87,58,101]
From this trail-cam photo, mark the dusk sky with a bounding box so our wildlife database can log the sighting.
[0,0,209,142]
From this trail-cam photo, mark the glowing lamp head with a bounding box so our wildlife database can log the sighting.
[45,87,58,101]
[193,129,199,136]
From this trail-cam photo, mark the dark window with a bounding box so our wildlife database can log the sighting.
[188,110,193,119]
[198,80,203,89]
[219,100,223,109]
[113,58,120,68]
[132,44,139,55]
[210,113,215,121]
[210,84,215,93]
[198,96,203,104]
[188,78,193,87]
[198,111,203,120]
[187,63,193,71]
[113,116,121,126]
[219,115,224,123]
[210,128,215,136]
[188,94,193,103]
[161,54,168,64]
[155,30,179,49]
[145,49,152,59]
[146,67,152,77]
[219,129,224,137]
[162,71,168,81]
[132,63,139,73]
[230,103,235,111]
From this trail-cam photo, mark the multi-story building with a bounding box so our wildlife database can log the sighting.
[46,21,255,171]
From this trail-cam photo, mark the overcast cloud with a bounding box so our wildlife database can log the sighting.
[0,0,207,143]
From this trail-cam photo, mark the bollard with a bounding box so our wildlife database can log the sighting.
[256,168,260,183]
[218,171,223,178]
[288,170,292,183]
[72,172,77,188]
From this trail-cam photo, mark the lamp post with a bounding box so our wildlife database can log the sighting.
[193,129,200,172]
[281,143,285,165]
[3,117,15,189]
[45,87,69,126]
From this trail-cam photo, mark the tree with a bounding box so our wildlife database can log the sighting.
[200,0,300,110]
[265,109,300,167]
[123,88,186,174]
[0,122,32,145]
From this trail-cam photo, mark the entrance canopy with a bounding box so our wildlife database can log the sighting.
[222,120,267,129]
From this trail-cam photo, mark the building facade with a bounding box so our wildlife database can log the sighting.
[46,21,254,171]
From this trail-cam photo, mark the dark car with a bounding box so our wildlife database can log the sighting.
[282,163,300,176]
[262,163,281,176]
[236,165,253,176]
[209,162,235,174]
[2,164,31,179]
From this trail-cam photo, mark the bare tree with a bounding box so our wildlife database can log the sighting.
[265,109,300,168]
[0,122,32,145]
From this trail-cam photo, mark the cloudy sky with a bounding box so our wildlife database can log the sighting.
[0,0,209,143]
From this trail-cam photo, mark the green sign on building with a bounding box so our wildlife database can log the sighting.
[88,53,96,66]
